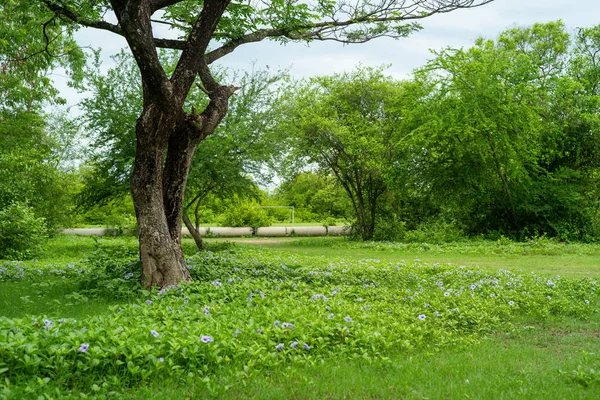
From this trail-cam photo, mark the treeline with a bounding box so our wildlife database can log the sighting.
[1,21,599,258]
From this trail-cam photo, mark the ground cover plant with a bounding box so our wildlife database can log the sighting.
[0,235,598,398]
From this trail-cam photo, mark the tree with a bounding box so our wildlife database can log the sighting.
[275,67,403,239]
[16,0,495,288]
[397,22,600,239]
[80,52,285,249]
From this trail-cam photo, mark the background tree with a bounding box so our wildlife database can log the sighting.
[396,22,600,239]
[275,67,404,239]
[15,0,495,288]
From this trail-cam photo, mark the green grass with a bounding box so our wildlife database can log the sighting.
[209,236,600,279]
[0,235,599,399]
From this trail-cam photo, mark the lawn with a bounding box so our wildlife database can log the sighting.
[0,235,598,399]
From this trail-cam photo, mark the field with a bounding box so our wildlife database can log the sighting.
[0,235,599,399]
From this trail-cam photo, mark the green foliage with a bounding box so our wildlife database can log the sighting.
[275,67,403,240]
[272,172,351,223]
[0,243,597,396]
[395,22,600,240]
[0,202,48,260]
[219,203,272,229]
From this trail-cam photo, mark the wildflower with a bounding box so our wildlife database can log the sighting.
[418,314,426,321]
[290,341,298,349]
[146,300,152,305]
[81,327,86,332]
[303,343,310,350]
[325,305,331,311]
[508,301,515,306]
[212,280,222,287]
[585,300,590,305]
[201,335,214,343]
[274,320,281,327]
[260,291,265,298]
[424,303,430,308]
[344,316,353,323]
[327,313,335,319]
[204,306,210,315]
[151,330,159,337]
[444,292,450,297]
[233,329,241,336]
[490,294,495,298]
[547,296,552,300]
[79,343,89,352]
[256,329,263,334]
[227,278,235,284]
[282,322,289,328]
[453,308,459,312]
[275,343,284,351]
[470,285,476,291]
[158,357,164,362]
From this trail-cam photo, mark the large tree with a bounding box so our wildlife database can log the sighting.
[18,0,495,288]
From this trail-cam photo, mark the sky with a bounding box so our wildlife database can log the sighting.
[53,0,600,111]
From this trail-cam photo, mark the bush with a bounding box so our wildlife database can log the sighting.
[219,205,272,229]
[0,202,48,260]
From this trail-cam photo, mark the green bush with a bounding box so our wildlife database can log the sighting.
[0,202,48,260]
[219,205,272,229]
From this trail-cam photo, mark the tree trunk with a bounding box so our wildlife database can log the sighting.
[130,106,193,289]
[183,210,204,250]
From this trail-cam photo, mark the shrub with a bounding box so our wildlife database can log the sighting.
[219,205,272,229]
[0,202,48,260]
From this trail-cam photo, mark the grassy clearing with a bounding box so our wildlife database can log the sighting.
[0,235,599,399]
[212,236,600,279]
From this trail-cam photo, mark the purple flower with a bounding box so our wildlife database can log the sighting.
[344,316,353,323]
[204,306,210,315]
[79,343,89,352]
[290,341,298,349]
[275,343,284,351]
[158,357,164,362]
[212,280,222,287]
[327,313,335,319]
[146,300,152,305]
[303,343,310,350]
[233,329,241,336]
[274,320,281,327]
[281,322,289,328]
[418,314,426,321]
[151,330,159,337]
[444,292,450,297]
[508,301,515,306]
[201,335,214,343]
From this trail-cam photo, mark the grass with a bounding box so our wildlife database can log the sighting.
[1,235,599,399]
[208,236,600,279]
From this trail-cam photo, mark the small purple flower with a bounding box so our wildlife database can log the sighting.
[344,316,353,323]
[325,305,331,311]
[327,313,335,319]
[490,294,495,298]
[260,291,265,298]
[81,327,86,332]
[201,335,214,343]
[290,341,298,349]
[204,306,210,315]
[233,329,241,336]
[282,322,289,328]
[212,280,222,287]
[470,285,476,291]
[151,330,159,337]
[158,357,164,362]
[79,343,89,352]
[274,320,281,327]
[303,343,310,350]
[585,300,590,305]
[508,301,515,306]
[444,292,450,297]
[256,328,263,334]
[146,300,152,305]
[418,314,426,321]
[275,343,284,351]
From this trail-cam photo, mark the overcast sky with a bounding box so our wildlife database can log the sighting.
[53,0,600,111]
